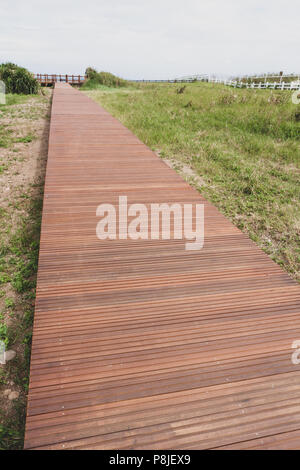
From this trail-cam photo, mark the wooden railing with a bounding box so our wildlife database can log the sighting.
[35,74,86,85]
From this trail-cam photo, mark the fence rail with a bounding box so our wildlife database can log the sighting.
[176,73,300,82]
[236,73,300,81]
[35,74,86,85]
[209,78,300,90]
[131,76,300,90]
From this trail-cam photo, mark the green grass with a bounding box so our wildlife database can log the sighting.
[0,94,48,123]
[85,82,300,280]
[0,125,13,148]
[0,93,31,107]
[0,187,43,450]
[0,94,37,150]
[0,128,35,149]
[82,82,119,91]
[15,134,35,144]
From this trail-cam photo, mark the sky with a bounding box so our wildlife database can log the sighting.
[1,0,299,79]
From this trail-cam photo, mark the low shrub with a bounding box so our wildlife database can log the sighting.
[84,67,127,88]
[0,63,39,95]
[85,67,98,79]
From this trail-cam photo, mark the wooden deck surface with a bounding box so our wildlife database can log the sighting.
[24,83,300,450]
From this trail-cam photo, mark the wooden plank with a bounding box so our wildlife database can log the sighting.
[24,83,300,450]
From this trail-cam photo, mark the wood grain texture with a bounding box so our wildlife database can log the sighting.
[24,83,300,450]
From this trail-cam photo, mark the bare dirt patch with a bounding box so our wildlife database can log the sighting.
[161,154,207,189]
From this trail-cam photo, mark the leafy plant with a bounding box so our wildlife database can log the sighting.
[85,67,98,79]
[83,67,127,88]
[0,321,8,346]
[0,63,39,95]
[4,298,15,309]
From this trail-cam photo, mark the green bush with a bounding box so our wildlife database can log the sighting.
[0,63,39,95]
[84,67,127,88]
[85,67,98,79]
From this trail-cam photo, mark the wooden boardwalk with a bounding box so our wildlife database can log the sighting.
[35,74,85,85]
[24,83,300,450]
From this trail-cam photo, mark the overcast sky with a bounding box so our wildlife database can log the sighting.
[1,0,299,79]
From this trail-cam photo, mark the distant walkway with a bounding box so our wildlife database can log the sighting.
[24,83,300,450]
[34,74,85,85]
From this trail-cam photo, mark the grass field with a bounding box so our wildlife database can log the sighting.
[84,82,300,281]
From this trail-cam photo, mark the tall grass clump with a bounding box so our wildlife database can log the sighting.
[83,67,127,89]
[0,63,39,95]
